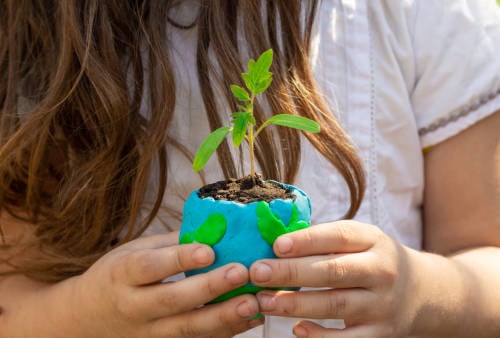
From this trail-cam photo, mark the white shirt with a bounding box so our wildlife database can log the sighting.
[141,1,500,336]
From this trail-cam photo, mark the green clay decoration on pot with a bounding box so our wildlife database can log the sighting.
[256,201,310,246]
[179,213,227,246]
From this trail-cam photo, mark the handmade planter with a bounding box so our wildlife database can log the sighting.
[179,181,311,302]
[181,50,320,302]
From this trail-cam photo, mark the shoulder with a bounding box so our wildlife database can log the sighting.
[367,0,500,148]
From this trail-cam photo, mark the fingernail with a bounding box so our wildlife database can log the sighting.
[276,236,293,254]
[236,300,257,318]
[192,246,212,265]
[257,292,276,311]
[225,266,246,285]
[293,324,308,337]
[253,263,272,282]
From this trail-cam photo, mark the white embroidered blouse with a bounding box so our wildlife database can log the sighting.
[140,1,500,336]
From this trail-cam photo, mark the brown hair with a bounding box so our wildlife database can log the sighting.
[0,0,365,282]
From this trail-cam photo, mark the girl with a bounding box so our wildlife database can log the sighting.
[1,1,499,337]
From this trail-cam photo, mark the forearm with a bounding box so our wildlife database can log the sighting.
[0,274,81,338]
[411,246,500,338]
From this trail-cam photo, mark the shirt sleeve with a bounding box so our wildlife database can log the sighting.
[411,0,500,148]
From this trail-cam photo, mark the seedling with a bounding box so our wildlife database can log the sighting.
[192,49,320,176]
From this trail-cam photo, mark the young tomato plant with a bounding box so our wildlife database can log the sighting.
[192,49,320,176]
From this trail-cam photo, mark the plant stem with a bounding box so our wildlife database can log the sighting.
[249,125,255,177]
[248,93,256,177]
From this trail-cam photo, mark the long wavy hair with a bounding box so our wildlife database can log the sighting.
[0,0,365,281]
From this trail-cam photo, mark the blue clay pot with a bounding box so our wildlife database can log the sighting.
[179,181,311,302]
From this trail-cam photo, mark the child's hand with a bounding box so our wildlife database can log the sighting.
[69,232,262,338]
[249,221,422,338]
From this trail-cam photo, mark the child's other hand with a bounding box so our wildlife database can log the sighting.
[69,232,262,338]
[249,221,422,338]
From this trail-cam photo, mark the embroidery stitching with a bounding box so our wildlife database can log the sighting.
[418,87,500,135]
[368,23,380,226]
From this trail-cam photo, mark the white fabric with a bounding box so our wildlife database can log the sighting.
[140,0,500,336]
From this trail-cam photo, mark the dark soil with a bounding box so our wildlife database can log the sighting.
[198,174,295,203]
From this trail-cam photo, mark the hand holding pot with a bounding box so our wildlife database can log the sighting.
[68,232,261,338]
[249,221,424,337]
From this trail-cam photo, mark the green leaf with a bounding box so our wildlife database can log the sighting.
[193,126,231,172]
[248,59,257,74]
[262,114,320,133]
[255,49,273,74]
[230,85,250,102]
[248,114,256,125]
[232,116,247,147]
[193,213,227,246]
[242,73,254,93]
[231,112,251,121]
[231,112,255,125]
[256,201,287,246]
[243,49,273,95]
[253,76,273,95]
[231,111,254,147]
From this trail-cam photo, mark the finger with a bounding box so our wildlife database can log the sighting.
[273,221,379,257]
[250,252,377,288]
[134,263,250,318]
[148,294,262,338]
[118,243,214,286]
[257,289,375,322]
[293,320,371,338]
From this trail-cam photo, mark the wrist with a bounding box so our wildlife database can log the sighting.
[0,274,84,338]
[408,250,471,337]
[57,275,92,338]
[37,276,87,338]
